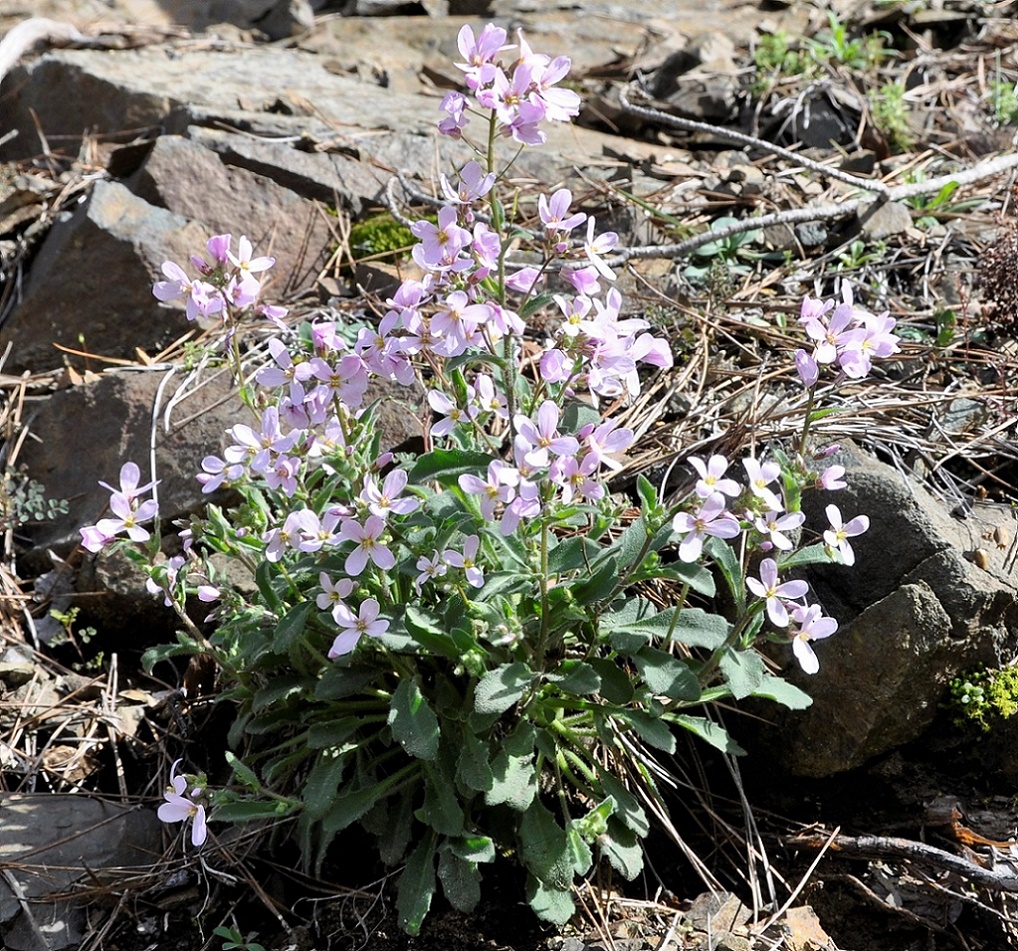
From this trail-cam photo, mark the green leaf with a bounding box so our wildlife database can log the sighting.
[457,729,494,792]
[706,536,745,613]
[474,662,534,715]
[599,817,644,880]
[272,600,314,652]
[635,474,659,513]
[379,791,415,867]
[438,845,482,913]
[255,560,282,612]
[547,660,601,696]
[589,658,634,704]
[753,673,813,710]
[485,723,536,811]
[448,835,496,863]
[547,536,601,575]
[671,714,745,754]
[420,762,464,836]
[213,800,294,823]
[251,675,313,714]
[598,773,649,838]
[397,833,437,936]
[520,800,572,888]
[225,751,261,791]
[618,709,676,754]
[409,449,495,487]
[314,666,379,701]
[560,399,602,435]
[672,608,731,650]
[307,718,362,750]
[304,750,348,820]
[719,648,766,700]
[633,560,715,597]
[777,543,835,570]
[569,557,619,604]
[566,826,593,877]
[322,784,381,839]
[389,678,440,760]
[634,648,700,702]
[141,637,203,673]
[403,604,462,659]
[526,875,575,925]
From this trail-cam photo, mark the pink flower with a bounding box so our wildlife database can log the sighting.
[754,510,805,552]
[515,400,579,468]
[317,571,355,612]
[746,558,809,628]
[789,602,838,674]
[743,457,783,511]
[444,534,485,588]
[581,216,618,282]
[361,469,419,520]
[539,189,586,233]
[688,454,740,499]
[794,348,819,387]
[328,598,389,658]
[672,493,741,562]
[415,550,448,591]
[817,465,847,491]
[157,759,207,847]
[823,504,870,566]
[228,235,274,275]
[340,516,395,576]
[459,461,517,520]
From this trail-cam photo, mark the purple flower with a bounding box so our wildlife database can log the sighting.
[789,602,838,674]
[539,188,586,234]
[328,597,389,658]
[415,550,448,591]
[340,515,395,576]
[794,348,820,388]
[743,457,783,511]
[444,534,485,588]
[817,465,847,491]
[459,461,517,521]
[746,558,809,627]
[157,759,207,847]
[754,510,805,552]
[317,571,355,612]
[823,504,870,566]
[515,400,579,468]
[688,454,740,499]
[228,235,274,275]
[429,388,477,437]
[581,216,618,281]
[361,469,419,520]
[671,493,742,563]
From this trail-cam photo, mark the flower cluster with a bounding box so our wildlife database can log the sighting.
[79,462,159,552]
[670,450,860,675]
[440,23,582,145]
[794,282,900,386]
[153,233,286,330]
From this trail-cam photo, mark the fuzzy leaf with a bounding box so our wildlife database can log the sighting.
[618,709,676,754]
[546,660,601,696]
[304,751,348,820]
[520,801,573,888]
[438,846,482,913]
[634,647,700,702]
[272,600,314,652]
[526,875,575,925]
[719,647,766,700]
[474,662,534,715]
[420,762,464,836]
[599,817,644,880]
[753,673,813,710]
[457,729,494,792]
[598,774,649,838]
[409,449,494,487]
[397,833,437,937]
[485,723,536,811]
[389,678,440,760]
[672,714,745,754]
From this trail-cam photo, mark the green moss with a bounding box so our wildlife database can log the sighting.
[348,213,418,262]
[948,666,1018,731]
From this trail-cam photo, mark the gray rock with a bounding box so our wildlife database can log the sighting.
[858,199,913,241]
[757,442,1018,776]
[0,793,161,951]
[127,134,333,294]
[0,180,207,373]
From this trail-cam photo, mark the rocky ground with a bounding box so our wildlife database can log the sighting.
[0,0,1017,949]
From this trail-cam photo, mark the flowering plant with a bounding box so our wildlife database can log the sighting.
[79,23,896,935]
